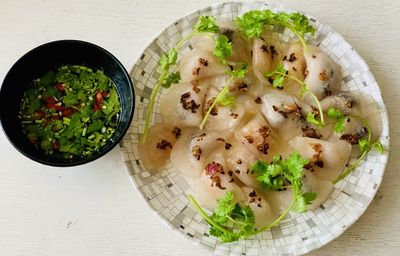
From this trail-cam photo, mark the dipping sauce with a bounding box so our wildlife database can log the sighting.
[19,65,121,159]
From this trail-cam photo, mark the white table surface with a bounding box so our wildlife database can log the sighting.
[1,0,399,255]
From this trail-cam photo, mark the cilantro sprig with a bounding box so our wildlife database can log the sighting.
[188,191,255,243]
[252,152,316,213]
[188,152,316,243]
[333,118,386,183]
[327,107,347,133]
[235,10,315,48]
[142,15,233,143]
[265,64,325,127]
[213,35,233,65]
[198,63,248,129]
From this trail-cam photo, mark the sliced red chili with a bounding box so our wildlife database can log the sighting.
[33,111,45,119]
[44,97,57,104]
[62,108,75,117]
[100,90,108,97]
[95,92,104,105]
[54,82,65,92]
[52,141,60,150]
[51,115,61,120]
[47,104,66,111]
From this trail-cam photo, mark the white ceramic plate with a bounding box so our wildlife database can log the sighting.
[120,2,389,255]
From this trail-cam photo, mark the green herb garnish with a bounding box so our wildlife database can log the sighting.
[327,107,347,133]
[198,63,248,129]
[213,35,233,65]
[142,15,228,143]
[333,118,386,183]
[235,10,315,48]
[19,65,120,158]
[265,64,325,127]
[252,152,316,213]
[194,15,220,33]
[188,152,316,243]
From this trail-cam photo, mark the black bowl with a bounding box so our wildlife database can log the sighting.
[0,40,135,166]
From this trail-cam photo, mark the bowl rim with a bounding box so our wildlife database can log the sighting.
[0,39,135,167]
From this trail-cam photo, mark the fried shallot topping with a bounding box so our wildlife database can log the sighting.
[156,140,172,150]
[288,53,297,62]
[319,69,329,81]
[205,161,224,176]
[301,126,322,139]
[192,145,202,160]
[180,92,200,113]
[238,82,248,92]
[304,143,324,170]
[198,58,209,67]
[172,127,182,139]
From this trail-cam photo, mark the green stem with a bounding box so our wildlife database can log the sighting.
[275,72,325,126]
[141,70,168,144]
[333,116,372,184]
[199,79,233,130]
[187,195,233,235]
[248,194,297,236]
[306,90,325,126]
[142,31,216,143]
[333,150,368,184]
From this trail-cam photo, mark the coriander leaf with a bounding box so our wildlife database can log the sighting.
[213,35,232,65]
[327,107,346,133]
[235,10,275,38]
[327,107,343,119]
[211,191,236,224]
[251,159,285,191]
[306,112,322,127]
[235,10,315,48]
[87,119,104,134]
[199,85,236,129]
[359,138,370,153]
[226,63,248,79]
[373,141,385,154]
[63,93,78,107]
[237,205,256,235]
[264,64,287,88]
[194,15,220,33]
[160,48,178,70]
[102,88,121,120]
[188,192,256,243]
[282,152,309,181]
[293,191,317,213]
[162,71,181,89]
[303,191,317,204]
[288,12,316,37]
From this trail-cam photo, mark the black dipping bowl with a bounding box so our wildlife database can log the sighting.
[0,40,135,166]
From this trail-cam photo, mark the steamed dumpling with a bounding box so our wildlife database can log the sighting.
[252,37,273,76]
[282,42,306,95]
[303,45,340,100]
[178,49,229,82]
[203,86,245,131]
[289,136,351,181]
[302,172,333,209]
[193,165,246,210]
[160,81,207,127]
[138,123,182,171]
[170,130,228,178]
[224,136,259,187]
[241,187,276,227]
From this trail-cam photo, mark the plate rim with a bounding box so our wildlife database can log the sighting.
[121,1,390,255]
